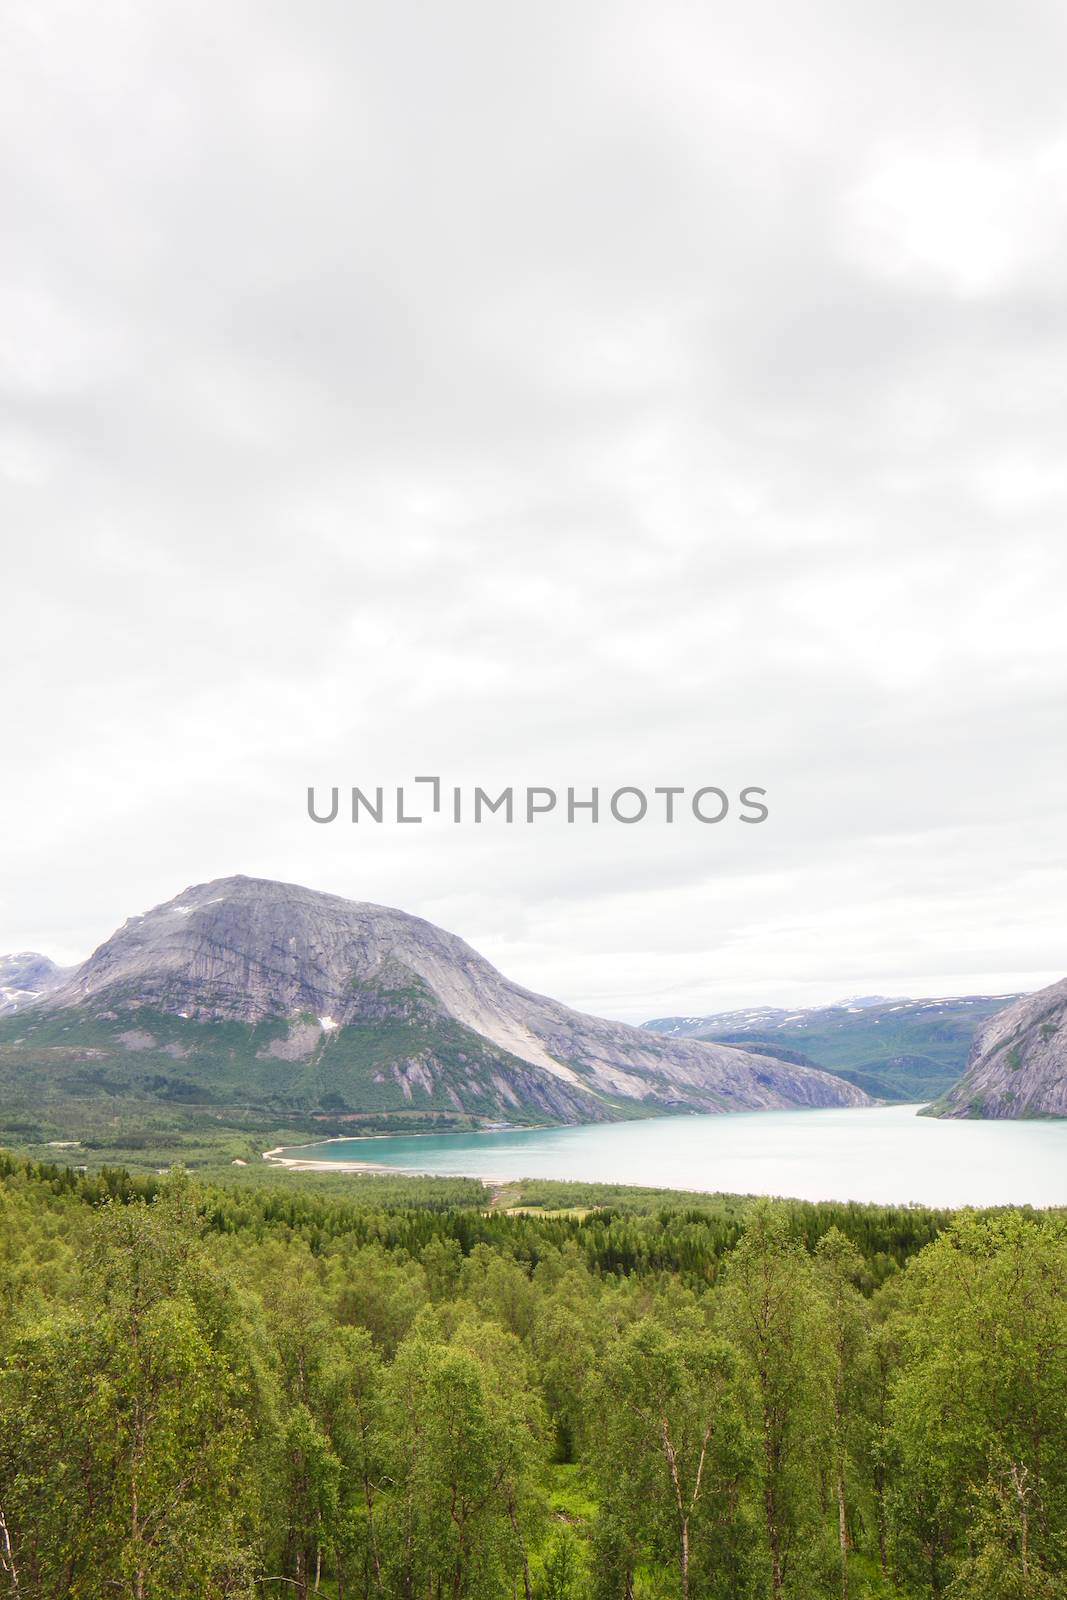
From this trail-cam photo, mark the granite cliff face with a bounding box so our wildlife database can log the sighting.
[929,977,1067,1119]
[19,875,870,1125]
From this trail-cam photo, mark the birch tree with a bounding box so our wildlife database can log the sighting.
[593,1316,758,1600]
[813,1227,868,1600]
[718,1202,832,1600]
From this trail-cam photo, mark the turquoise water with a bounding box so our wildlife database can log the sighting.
[273,1104,1067,1207]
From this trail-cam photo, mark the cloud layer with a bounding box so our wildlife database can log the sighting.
[3,1,1066,1019]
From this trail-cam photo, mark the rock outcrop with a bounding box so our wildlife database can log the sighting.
[928,977,1067,1118]
[11,875,871,1125]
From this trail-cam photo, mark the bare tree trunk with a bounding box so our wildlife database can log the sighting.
[0,1505,20,1599]
[679,1520,690,1600]
[365,1478,382,1592]
[764,1476,784,1600]
[1010,1462,1030,1581]
[836,1459,849,1600]
[661,1415,707,1600]
[131,1479,146,1599]
[874,1470,887,1576]
[770,1547,784,1600]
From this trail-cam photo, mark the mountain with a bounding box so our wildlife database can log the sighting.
[926,977,1067,1118]
[0,876,868,1138]
[0,953,70,1016]
[643,994,1022,1102]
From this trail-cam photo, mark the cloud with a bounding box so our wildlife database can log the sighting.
[843,132,1067,298]
[2,0,1066,1017]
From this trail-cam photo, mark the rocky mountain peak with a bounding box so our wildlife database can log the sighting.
[0,952,70,1016]
[21,875,871,1124]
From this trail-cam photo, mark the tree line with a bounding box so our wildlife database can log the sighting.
[0,1154,1063,1599]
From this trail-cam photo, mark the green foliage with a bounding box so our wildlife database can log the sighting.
[593,1316,759,1598]
[0,1154,1062,1600]
[538,1523,589,1599]
[0,1173,273,1597]
[680,997,1018,1102]
[887,1211,1067,1597]
[380,1324,543,1597]
[718,1201,834,1599]
[0,997,571,1145]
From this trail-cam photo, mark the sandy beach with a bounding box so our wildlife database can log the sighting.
[261,1143,502,1183]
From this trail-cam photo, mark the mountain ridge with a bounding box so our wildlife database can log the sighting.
[0,952,71,1017]
[926,976,1067,1118]
[643,994,1024,1102]
[0,875,870,1134]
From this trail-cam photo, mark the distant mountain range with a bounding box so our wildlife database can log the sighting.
[0,952,71,1016]
[926,977,1067,1118]
[0,877,867,1143]
[643,994,1025,1102]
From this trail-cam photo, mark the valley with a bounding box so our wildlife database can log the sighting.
[0,874,868,1166]
[644,994,1021,1101]
[2,878,1063,1186]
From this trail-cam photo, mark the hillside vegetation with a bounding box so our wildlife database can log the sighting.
[646,997,1019,1102]
[0,1156,1063,1599]
[0,875,868,1140]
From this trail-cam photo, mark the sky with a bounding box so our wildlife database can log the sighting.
[2,1,1066,1022]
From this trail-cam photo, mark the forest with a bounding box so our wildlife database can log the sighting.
[0,1154,1063,1600]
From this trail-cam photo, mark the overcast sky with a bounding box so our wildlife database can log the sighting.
[2,1,1066,1021]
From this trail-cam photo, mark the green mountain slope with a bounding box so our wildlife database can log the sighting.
[0,876,868,1152]
[643,995,1023,1102]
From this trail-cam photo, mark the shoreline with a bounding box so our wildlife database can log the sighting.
[252,1107,1067,1209]
[259,1101,907,1172]
[258,1103,918,1179]
[260,1120,552,1169]
[261,1147,503,1184]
